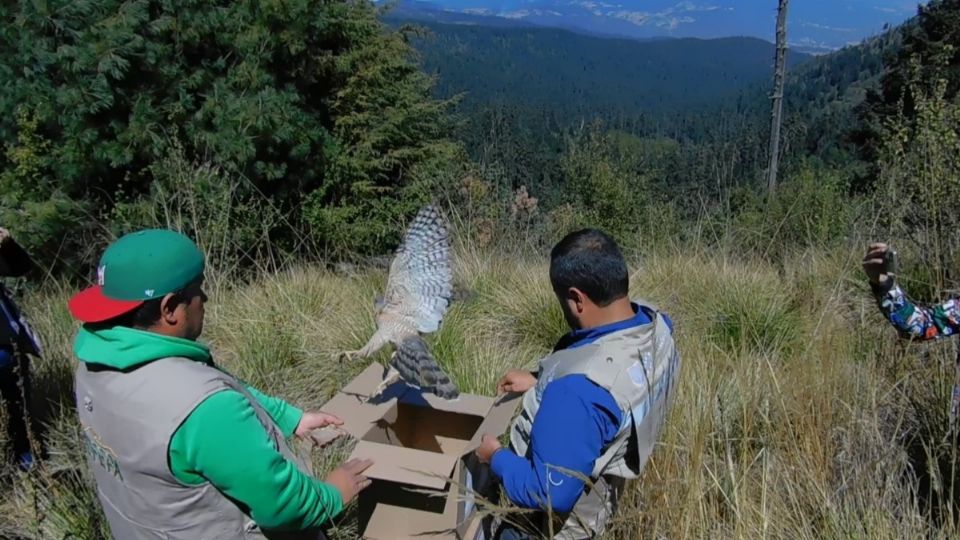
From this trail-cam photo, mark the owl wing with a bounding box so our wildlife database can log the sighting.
[379,205,453,334]
[392,335,459,399]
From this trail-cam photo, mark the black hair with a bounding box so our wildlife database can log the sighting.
[115,298,165,329]
[549,228,628,306]
[88,287,195,331]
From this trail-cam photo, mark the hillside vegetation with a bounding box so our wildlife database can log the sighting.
[384,10,899,224]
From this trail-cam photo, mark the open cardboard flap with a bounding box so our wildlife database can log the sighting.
[324,364,523,456]
[464,391,524,453]
[320,363,523,539]
[349,440,458,489]
[326,364,500,435]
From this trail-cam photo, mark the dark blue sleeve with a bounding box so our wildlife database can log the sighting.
[0,346,13,369]
[490,375,621,513]
[662,312,674,333]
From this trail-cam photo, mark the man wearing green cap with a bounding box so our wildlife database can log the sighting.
[68,229,373,539]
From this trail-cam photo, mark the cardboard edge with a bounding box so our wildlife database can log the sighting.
[418,391,494,417]
[350,440,460,490]
[320,391,393,439]
[464,392,523,453]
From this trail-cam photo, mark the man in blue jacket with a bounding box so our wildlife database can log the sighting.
[476,229,681,539]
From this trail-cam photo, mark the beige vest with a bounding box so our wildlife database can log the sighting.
[74,356,324,540]
[508,300,680,539]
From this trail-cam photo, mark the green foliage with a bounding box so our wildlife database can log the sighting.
[0,0,461,270]
[0,107,92,274]
[782,26,901,169]
[554,125,649,247]
[302,14,462,253]
[857,0,960,177]
[876,53,960,298]
[110,140,283,279]
[728,160,861,257]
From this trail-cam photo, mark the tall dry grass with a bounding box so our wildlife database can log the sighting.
[1,239,959,539]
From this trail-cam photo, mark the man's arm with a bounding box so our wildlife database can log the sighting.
[205,363,304,437]
[862,242,960,342]
[169,390,342,530]
[873,280,960,342]
[489,375,621,513]
[243,384,304,437]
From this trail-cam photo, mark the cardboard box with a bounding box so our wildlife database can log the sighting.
[321,364,522,540]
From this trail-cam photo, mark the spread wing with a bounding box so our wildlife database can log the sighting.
[392,335,459,399]
[379,205,453,334]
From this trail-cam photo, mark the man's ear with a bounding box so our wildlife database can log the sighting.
[567,287,587,313]
[159,293,181,326]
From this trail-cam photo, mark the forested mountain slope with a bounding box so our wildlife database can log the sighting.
[387,18,812,116]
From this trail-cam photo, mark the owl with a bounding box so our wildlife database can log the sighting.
[342,205,459,400]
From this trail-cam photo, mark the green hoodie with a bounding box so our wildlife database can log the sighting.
[74,326,343,530]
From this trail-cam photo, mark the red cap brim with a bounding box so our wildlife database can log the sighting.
[68,286,144,323]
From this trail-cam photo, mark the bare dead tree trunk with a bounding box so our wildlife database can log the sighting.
[767,0,789,196]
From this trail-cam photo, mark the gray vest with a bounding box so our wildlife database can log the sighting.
[508,300,681,539]
[74,356,324,540]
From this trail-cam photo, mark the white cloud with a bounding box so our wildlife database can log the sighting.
[801,21,855,33]
[788,36,837,52]
[605,1,720,30]
[501,9,530,19]
[572,1,619,9]
[610,10,650,25]
[657,15,695,29]
[673,2,721,13]
[500,8,565,18]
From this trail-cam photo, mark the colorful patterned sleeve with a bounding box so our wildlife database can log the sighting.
[873,280,960,341]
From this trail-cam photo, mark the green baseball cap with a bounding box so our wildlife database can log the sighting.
[68,229,205,323]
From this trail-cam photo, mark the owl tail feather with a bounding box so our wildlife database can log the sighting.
[392,335,460,400]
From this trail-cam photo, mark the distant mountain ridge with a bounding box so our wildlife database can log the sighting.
[379,0,922,55]
[383,0,679,43]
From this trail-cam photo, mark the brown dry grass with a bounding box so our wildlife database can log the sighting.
[1,241,959,539]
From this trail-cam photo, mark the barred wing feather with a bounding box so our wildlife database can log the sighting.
[393,335,459,399]
[383,206,453,334]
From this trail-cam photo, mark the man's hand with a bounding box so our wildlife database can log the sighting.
[295,411,344,446]
[863,242,892,286]
[497,370,536,395]
[475,433,502,464]
[325,458,374,504]
[0,228,10,246]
